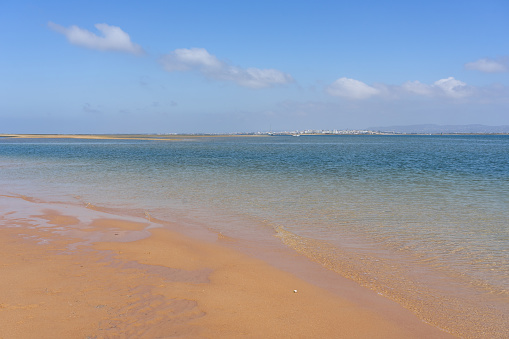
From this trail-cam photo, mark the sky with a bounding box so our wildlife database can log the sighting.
[1,0,508,133]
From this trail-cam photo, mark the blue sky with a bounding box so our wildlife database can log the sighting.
[1,0,508,133]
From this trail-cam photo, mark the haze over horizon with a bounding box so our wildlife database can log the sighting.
[1,1,508,134]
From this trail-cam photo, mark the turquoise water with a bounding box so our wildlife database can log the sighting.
[1,135,508,337]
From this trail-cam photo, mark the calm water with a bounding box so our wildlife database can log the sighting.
[1,135,508,337]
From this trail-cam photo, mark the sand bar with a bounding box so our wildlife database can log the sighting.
[0,134,267,141]
[0,194,454,338]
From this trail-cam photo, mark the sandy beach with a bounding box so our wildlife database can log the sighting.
[0,134,265,141]
[0,194,454,338]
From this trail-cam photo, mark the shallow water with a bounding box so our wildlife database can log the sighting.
[1,135,508,337]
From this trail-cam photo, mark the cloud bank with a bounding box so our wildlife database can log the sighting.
[465,57,508,73]
[327,77,473,100]
[48,22,144,55]
[160,48,293,89]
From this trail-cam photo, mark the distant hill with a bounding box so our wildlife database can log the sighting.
[367,124,509,134]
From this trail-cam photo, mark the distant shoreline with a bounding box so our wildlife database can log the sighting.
[1,133,508,140]
[0,134,269,140]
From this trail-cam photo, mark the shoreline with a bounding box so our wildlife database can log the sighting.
[0,134,270,141]
[1,133,508,141]
[0,194,455,338]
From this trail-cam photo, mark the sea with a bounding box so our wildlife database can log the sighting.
[1,134,507,338]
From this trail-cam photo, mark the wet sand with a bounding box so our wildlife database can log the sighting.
[0,195,454,338]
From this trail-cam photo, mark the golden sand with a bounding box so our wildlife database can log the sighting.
[0,196,454,338]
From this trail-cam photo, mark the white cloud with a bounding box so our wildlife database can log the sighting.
[465,58,508,73]
[49,22,144,55]
[161,48,222,71]
[402,77,472,98]
[327,77,473,100]
[326,77,380,99]
[432,77,471,98]
[160,48,293,89]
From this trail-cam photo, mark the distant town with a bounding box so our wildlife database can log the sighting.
[160,128,509,136]
[234,124,509,136]
[251,129,391,136]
